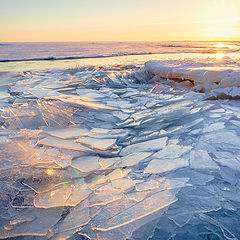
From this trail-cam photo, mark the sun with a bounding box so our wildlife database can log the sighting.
[204,0,239,39]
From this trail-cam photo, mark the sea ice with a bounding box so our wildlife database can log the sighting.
[190,150,220,170]
[120,137,168,156]
[71,155,100,172]
[38,136,92,152]
[99,156,120,169]
[152,144,192,159]
[45,127,89,139]
[34,184,72,208]
[145,158,189,174]
[2,59,240,239]
[75,137,117,151]
[115,151,152,168]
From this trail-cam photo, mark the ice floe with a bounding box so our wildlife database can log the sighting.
[0,61,240,240]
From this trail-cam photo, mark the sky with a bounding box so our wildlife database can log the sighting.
[0,0,240,42]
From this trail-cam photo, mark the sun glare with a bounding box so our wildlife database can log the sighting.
[215,43,231,49]
[204,1,238,39]
[214,52,226,59]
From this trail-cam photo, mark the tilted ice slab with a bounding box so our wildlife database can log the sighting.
[120,137,168,156]
[145,61,240,95]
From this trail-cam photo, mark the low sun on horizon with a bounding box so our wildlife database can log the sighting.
[0,0,240,42]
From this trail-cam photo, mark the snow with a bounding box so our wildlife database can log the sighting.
[145,60,240,97]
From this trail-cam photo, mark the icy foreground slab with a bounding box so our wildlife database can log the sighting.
[1,63,240,240]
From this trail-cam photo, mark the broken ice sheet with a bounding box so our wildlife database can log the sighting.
[65,179,92,206]
[99,156,120,169]
[76,88,107,99]
[111,178,135,192]
[47,94,117,110]
[120,137,168,156]
[45,127,90,139]
[145,158,189,174]
[34,183,72,208]
[0,208,63,239]
[213,151,240,171]
[115,151,152,168]
[28,88,60,99]
[38,136,92,152]
[53,198,90,234]
[88,183,125,206]
[190,150,220,170]
[75,137,116,151]
[200,131,240,149]
[71,155,100,173]
[203,122,225,133]
[90,188,179,231]
[152,144,192,159]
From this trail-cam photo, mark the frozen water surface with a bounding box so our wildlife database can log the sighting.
[0,53,240,240]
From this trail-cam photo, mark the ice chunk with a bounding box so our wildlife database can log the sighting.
[45,127,89,139]
[65,179,92,206]
[211,86,240,98]
[47,94,117,110]
[112,111,130,121]
[135,179,163,192]
[145,158,189,174]
[9,214,36,226]
[153,145,192,159]
[34,184,72,208]
[200,131,240,149]
[91,189,178,231]
[145,61,227,92]
[115,152,152,168]
[28,88,60,99]
[71,156,100,172]
[89,183,124,206]
[106,100,132,109]
[190,150,220,170]
[75,137,116,151]
[120,137,168,156]
[106,168,132,181]
[38,148,73,168]
[38,136,92,152]
[76,88,106,99]
[203,122,225,133]
[0,208,63,238]
[90,128,111,134]
[230,120,240,127]
[111,178,135,191]
[99,156,120,169]
[55,199,89,233]
[214,156,240,171]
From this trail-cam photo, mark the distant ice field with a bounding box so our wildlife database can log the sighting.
[0,41,240,72]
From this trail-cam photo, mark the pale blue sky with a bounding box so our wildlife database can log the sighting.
[1,0,240,41]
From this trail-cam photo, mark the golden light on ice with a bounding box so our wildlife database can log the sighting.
[204,1,239,39]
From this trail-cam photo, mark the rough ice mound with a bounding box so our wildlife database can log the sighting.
[0,62,240,240]
[145,60,240,98]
